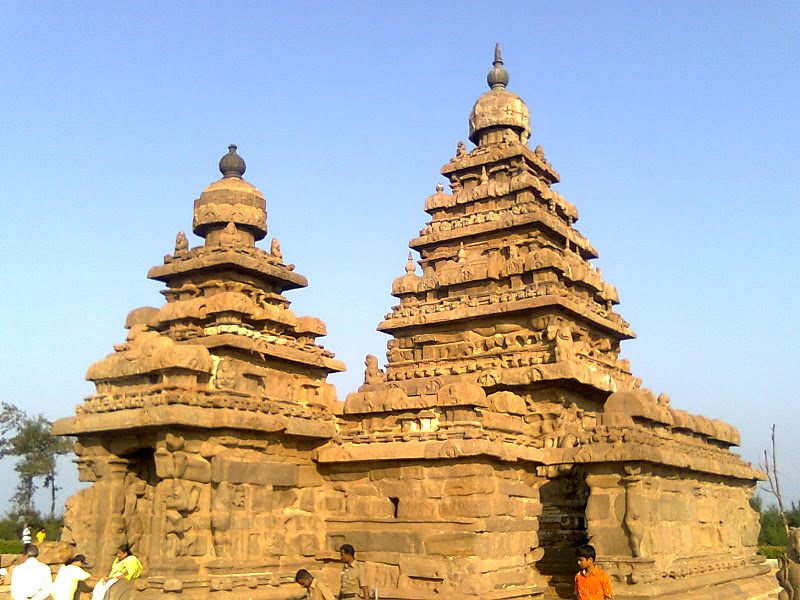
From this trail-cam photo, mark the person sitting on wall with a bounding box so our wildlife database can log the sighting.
[575,544,613,600]
[338,544,369,600]
[91,544,142,600]
[296,569,335,600]
[10,545,52,600]
[52,554,99,600]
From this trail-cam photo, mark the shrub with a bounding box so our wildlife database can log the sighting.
[758,545,786,560]
[0,539,24,554]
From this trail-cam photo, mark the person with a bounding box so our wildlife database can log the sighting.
[35,528,46,545]
[91,544,142,600]
[52,554,98,600]
[295,569,335,600]
[574,544,613,600]
[20,523,31,547]
[10,545,52,600]
[0,567,8,585]
[338,544,368,600]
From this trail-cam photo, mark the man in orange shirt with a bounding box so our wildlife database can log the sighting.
[574,544,613,600]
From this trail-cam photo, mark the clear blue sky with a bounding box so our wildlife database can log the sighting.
[1,1,798,513]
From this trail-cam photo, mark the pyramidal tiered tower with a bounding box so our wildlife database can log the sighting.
[320,47,771,599]
[55,146,345,591]
[377,44,635,398]
[56,49,775,600]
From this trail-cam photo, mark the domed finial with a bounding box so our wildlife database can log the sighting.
[487,43,509,89]
[219,144,246,178]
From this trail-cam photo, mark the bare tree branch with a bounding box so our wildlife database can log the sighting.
[761,424,789,537]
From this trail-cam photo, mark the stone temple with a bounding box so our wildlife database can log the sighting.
[54,47,776,599]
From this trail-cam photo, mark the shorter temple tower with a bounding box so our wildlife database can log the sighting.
[55,146,345,595]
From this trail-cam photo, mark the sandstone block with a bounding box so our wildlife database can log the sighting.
[396,497,439,520]
[211,456,298,486]
[440,496,493,518]
[369,467,403,480]
[427,462,494,479]
[458,574,493,595]
[585,492,611,522]
[486,391,527,414]
[163,578,183,592]
[347,495,395,518]
[443,476,495,496]
[426,532,481,556]
[497,479,539,498]
[331,530,423,554]
[399,556,443,580]
[298,465,324,487]
[437,382,488,407]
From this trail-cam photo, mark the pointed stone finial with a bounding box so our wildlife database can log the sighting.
[405,252,416,274]
[457,242,466,263]
[487,43,509,89]
[219,144,246,178]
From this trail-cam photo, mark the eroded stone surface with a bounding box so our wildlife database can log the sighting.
[53,49,775,600]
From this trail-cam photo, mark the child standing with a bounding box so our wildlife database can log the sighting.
[574,544,613,600]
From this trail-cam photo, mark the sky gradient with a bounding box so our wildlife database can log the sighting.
[1,1,798,513]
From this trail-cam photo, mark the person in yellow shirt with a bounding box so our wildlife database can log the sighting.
[339,544,369,600]
[35,529,46,545]
[296,569,335,600]
[91,544,143,600]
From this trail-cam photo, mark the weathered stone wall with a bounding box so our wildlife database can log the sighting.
[320,459,544,598]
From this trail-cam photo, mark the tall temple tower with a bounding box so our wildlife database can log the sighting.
[321,46,772,600]
[55,48,775,600]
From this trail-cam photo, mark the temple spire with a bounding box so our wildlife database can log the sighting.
[487,43,509,89]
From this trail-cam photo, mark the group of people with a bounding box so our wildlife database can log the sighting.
[294,543,613,600]
[295,544,369,600]
[20,523,47,546]
[8,543,142,600]
[5,537,611,600]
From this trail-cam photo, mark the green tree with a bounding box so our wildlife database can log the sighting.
[0,402,73,517]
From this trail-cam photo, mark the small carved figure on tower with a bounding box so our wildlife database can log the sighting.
[535,145,546,162]
[449,174,463,194]
[457,242,466,263]
[455,140,467,159]
[546,317,575,362]
[174,231,188,255]
[364,354,384,385]
[270,237,283,261]
[219,222,241,247]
